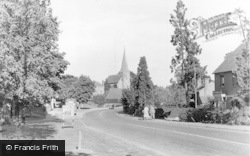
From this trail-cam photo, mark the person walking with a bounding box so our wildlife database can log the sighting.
[149,104,155,119]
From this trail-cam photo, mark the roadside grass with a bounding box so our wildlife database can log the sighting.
[1,106,63,140]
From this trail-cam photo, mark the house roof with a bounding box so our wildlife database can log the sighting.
[106,74,122,84]
[213,43,246,74]
[105,88,122,100]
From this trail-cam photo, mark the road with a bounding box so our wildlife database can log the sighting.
[79,108,250,156]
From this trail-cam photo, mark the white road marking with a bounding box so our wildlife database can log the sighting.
[78,119,166,156]
[126,124,250,147]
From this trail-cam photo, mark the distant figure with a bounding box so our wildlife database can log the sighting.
[143,105,150,120]
[149,105,155,119]
[51,98,55,110]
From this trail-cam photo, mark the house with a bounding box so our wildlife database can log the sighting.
[212,43,245,101]
[93,81,104,95]
[197,76,215,104]
[104,50,131,103]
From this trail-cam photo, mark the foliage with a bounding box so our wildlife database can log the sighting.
[73,75,95,103]
[234,28,250,101]
[179,102,250,125]
[166,81,186,107]
[57,75,95,103]
[169,0,206,104]
[57,75,78,100]
[93,94,105,105]
[133,56,154,109]
[152,86,167,107]
[121,89,136,114]
[0,0,69,102]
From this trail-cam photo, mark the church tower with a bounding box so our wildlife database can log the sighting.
[119,48,130,89]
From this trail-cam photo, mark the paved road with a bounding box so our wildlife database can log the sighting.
[80,108,250,156]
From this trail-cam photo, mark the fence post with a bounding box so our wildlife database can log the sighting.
[78,131,82,150]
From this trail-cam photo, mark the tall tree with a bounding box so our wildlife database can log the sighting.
[73,75,95,103]
[57,75,78,100]
[235,28,250,100]
[169,0,206,103]
[0,0,69,102]
[133,56,154,108]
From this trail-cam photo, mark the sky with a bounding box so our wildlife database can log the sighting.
[50,0,250,87]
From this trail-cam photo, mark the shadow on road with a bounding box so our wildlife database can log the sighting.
[79,107,91,110]
[65,151,91,156]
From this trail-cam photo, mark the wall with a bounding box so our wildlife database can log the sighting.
[214,71,239,96]
[199,78,215,104]
[117,72,130,89]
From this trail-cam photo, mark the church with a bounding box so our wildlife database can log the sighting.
[104,50,131,103]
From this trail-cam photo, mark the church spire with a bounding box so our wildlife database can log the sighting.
[119,46,129,73]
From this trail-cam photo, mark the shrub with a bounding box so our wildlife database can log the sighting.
[93,94,105,106]
[121,89,135,114]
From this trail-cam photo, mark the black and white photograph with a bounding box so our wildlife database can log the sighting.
[0,0,249,156]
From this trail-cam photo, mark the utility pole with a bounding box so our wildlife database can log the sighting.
[194,66,197,109]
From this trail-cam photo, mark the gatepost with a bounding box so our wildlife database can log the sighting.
[62,100,75,128]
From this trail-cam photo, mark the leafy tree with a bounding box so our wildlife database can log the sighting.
[133,56,154,109]
[121,89,135,114]
[57,75,78,100]
[166,80,186,107]
[0,0,69,102]
[73,75,95,103]
[235,28,250,101]
[169,0,206,104]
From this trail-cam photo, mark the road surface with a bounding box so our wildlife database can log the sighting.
[80,108,250,156]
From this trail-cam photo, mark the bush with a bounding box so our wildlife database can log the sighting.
[121,89,135,114]
[93,95,105,105]
[179,106,223,123]
[179,102,250,125]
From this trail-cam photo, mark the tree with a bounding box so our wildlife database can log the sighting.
[152,86,167,107]
[169,0,206,104]
[0,0,69,102]
[121,89,136,114]
[235,27,250,101]
[73,75,95,103]
[57,75,78,100]
[133,56,154,109]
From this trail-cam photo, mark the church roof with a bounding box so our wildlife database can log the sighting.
[213,43,246,74]
[119,49,129,74]
[105,88,122,100]
[106,74,122,84]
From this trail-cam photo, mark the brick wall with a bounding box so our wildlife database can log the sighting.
[214,71,239,96]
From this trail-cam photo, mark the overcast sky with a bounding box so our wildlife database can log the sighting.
[50,0,250,87]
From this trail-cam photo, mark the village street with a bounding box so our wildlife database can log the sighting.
[80,108,250,156]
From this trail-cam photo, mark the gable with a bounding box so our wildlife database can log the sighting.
[213,43,245,74]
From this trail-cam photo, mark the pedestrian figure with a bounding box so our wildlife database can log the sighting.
[149,105,155,119]
[143,105,150,120]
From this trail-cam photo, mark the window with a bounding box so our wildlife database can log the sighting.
[220,75,224,87]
